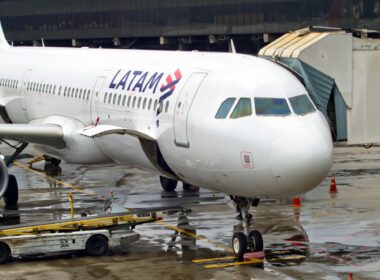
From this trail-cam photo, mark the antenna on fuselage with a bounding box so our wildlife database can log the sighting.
[229,39,237,54]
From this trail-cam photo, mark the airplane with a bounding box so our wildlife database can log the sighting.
[0,23,333,258]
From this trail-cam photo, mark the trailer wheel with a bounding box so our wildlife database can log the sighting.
[86,235,108,257]
[0,242,11,264]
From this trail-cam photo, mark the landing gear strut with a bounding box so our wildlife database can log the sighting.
[230,196,263,259]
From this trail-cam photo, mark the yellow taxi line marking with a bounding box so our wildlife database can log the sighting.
[204,255,306,269]
[13,161,105,200]
[192,256,237,263]
[155,220,233,253]
[204,258,263,269]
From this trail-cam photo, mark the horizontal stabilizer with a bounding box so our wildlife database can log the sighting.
[0,124,65,148]
[79,125,155,141]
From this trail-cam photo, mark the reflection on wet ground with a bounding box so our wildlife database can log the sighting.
[0,146,379,279]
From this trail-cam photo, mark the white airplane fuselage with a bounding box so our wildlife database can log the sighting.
[0,44,333,199]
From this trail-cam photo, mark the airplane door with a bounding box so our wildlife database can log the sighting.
[90,76,105,124]
[174,73,207,148]
[20,69,32,111]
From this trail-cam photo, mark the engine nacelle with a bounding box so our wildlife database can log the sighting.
[0,157,9,198]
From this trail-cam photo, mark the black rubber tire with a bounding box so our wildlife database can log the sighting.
[85,235,108,257]
[3,174,18,207]
[183,183,200,192]
[160,176,178,192]
[0,242,11,264]
[248,230,264,252]
[232,232,247,259]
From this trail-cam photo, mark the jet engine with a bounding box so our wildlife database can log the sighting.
[0,157,8,198]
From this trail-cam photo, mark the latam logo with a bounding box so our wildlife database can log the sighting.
[157,69,182,116]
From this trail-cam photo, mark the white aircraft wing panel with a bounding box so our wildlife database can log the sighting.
[0,124,65,149]
[79,125,155,141]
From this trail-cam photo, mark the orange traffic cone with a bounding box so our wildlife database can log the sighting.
[329,177,338,193]
[291,196,301,207]
[348,272,353,280]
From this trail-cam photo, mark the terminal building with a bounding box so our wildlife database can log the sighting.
[0,0,380,53]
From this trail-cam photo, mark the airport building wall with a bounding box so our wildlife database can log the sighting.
[0,0,380,53]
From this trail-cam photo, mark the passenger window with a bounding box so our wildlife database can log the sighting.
[49,85,52,94]
[143,98,147,109]
[230,98,252,119]
[132,96,136,108]
[87,90,90,100]
[289,94,316,115]
[137,97,141,108]
[104,92,108,103]
[154,100,158,111]
[58,86,61,95]
[113,94,117,105]
[215,98,236,119]
[79,89,82,99]
[122,95,126,106]
[165,101,169,113]
[255,97,291,116]
[148,98,152,110]
[75,88,78,98]
[108,93,112,104]
[158,101,163,112]
[64,87,67,97]
[118,94,121,105]
[127,96,131,107]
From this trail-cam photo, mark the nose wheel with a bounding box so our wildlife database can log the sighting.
[230,196,263,259]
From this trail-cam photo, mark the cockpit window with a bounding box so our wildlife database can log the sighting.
[215,98,236,119]
[255,98,291,116]
[230,98,252,119]
[289,94,316,115]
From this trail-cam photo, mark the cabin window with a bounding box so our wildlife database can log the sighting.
[108,93,112,104]
[132,96,136,108]
[127,96,131,107]
[255,97,291,116]
[118,94,121,106]
[49,85,53,94]
[122,95,126,106]
[79,89,82,99]
[87,90,90,100]
[137,97,141,109]
[165,101,169,113]
[158,101,163,112]
[289,94,316,116]
[58,86,61,95]
[143,98,147,109]
[148,98,152,110]
[215,98,236,119]
[75,88,78,98]
[230,98,252,119]
[53,85,56,95]
[113,94,117,105]
[104,92,108,103]
[64,87,67,97]
[154,100,158,111]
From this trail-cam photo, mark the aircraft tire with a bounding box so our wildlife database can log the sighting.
[232,232,247,259]
[86,235,108,257]
[3,175,18,207]
[248,230,264,252]
[160,176,177,192]
[0,242,11,264]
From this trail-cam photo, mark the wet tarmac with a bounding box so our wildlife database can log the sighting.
[0,145,379,279]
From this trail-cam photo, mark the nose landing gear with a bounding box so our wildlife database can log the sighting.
[230,196,263,259]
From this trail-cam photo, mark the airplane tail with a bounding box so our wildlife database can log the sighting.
[0,22,10,48]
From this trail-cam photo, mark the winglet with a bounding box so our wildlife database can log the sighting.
[0,22,10,48]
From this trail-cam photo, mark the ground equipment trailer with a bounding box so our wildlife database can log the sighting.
[0,206,187,264]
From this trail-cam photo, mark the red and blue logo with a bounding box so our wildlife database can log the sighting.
[157,69,182,116]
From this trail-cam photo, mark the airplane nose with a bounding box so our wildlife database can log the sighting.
[270,129,333,195]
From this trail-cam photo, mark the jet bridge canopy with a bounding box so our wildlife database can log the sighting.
[259,27,380,144]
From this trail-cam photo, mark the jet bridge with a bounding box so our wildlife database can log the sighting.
[259,27,380,144]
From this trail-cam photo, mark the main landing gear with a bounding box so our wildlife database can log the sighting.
[230,196,263,259]
[1,142,29,207]
[159,176,199,192]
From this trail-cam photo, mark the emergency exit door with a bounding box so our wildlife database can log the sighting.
[174,73,207,147]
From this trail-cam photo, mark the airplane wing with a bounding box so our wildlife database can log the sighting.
[0,124,65,149]
[78,125,155,141]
